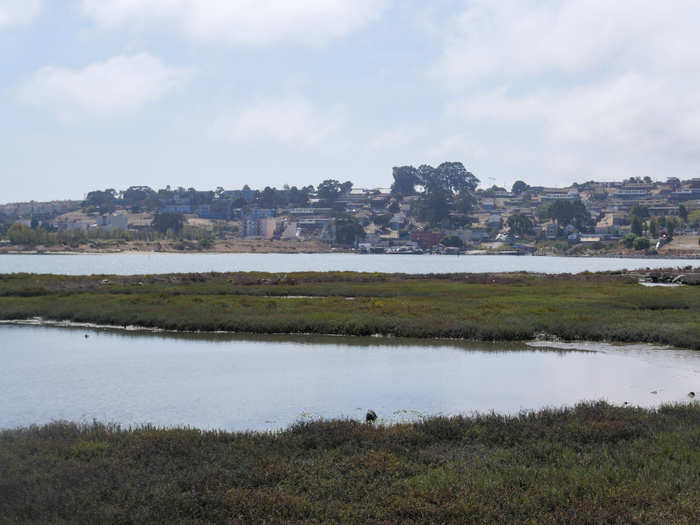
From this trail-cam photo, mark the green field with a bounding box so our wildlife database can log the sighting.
[1,270,699,348]
[1,403,698,523]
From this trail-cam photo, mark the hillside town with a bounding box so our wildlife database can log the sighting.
[2,162,700,256]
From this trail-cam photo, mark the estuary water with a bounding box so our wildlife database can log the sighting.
[0,252,698,275]
[2,324,698,431]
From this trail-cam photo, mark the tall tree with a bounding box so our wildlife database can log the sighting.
[629,205,649,220]
[317,180,342,205]
[334,216,365,246]
[434,162,479,193]
[511,180,530,195]
[391,166,420,196]
[631,215,643,237]
[84,189,117,214]
[649,218,658,238]
[507,214,534,236]
[152,212,184,235]
[401,161,480,226]
[666,217,678,238]
[548,200,593,232]
[122,186,155,211]
[418,187,451,225]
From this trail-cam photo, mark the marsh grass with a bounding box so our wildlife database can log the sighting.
[0,271,698,348]
[1,402,699,523]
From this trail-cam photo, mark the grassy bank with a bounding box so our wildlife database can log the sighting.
[1,403,698,523]
[1,270,700,348]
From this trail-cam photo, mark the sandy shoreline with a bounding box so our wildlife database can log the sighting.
[1,250,699,259]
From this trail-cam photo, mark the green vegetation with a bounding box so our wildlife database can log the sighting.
[1,270,699,348]
[393,162,479,225]
[6,222,131,247]
[1,403,698,523]
[151,211,185,234]
[506,213,534,236]
[439,234,464,247]
[634,236,651,250]
[621,233,652,251]
[538,200,594,232]
[4,219,218,249]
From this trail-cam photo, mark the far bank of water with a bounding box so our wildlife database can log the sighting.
[0,252,698,275]
[1,325,697,431]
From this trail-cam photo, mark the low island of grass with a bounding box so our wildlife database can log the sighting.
[1,403,699,523]
[1,269,699,348]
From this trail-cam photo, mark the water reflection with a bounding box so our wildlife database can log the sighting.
[3,319,572,352]
[1,324,698,432]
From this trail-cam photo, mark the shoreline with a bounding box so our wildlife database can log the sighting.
[0,316,647,352]
[1,248,700,260]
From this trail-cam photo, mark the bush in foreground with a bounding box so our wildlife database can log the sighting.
[1,402,699,524]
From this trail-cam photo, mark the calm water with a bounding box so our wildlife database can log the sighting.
[1,324,698,431]
[0,253,698,275]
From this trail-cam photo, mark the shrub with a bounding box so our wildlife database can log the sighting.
[633,237,650,250]
[440,235,464,248]
[621,233,637,249]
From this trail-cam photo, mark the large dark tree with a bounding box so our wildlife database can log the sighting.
[511,180,530,195]
[649,218,659,238]
[288,186,311,207]
[187,188,214,205]
[84,189,117,214]
[317,180,343,205]
[396,161,479,226]
[416,187,451,225]
[453,191,476,215]
[629,205,649,220]
[259,187,284,209]
[391,166,421,196]
[548,200,593,232]
[440,235,464,248]
[434,162,479,193]
[152,212,184,235]
[507,214,534,236]
[631,215,644,237]
[122,186,155,211]
[334,216,365,246]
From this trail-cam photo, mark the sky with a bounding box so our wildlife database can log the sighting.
[2,0,700,202]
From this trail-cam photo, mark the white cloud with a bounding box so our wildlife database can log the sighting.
[434,0,700,85]
[427,133,485,161]
[80,0,387,46]
[452,74,700,159]
[0,0,41,27]
[18,53,191,117]
[434,1,700,183]
[209,96,344,148]
[369,126,425,150]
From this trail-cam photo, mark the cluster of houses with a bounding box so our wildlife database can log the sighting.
[2,177,699,251]
[202,177,700,252]
[0,200,80,220]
